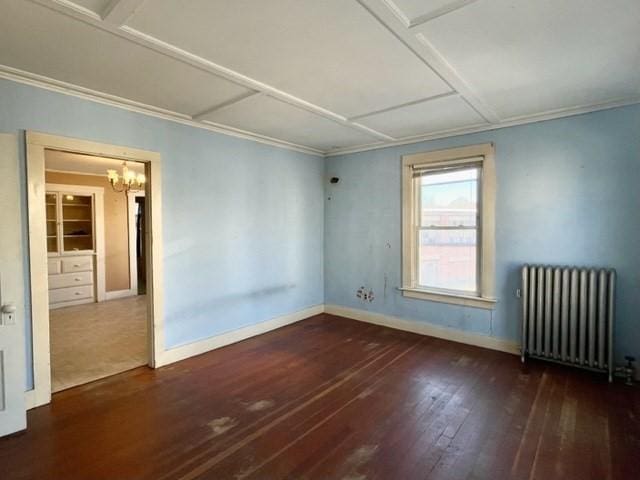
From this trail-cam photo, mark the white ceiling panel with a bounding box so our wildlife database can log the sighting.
[69,0,111,16]
[357,94,486,138]
[126,0,452,118]
[0,0,252,116]
[418,0,640,119]
[200,95,380,151]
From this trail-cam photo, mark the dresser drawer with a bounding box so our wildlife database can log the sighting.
[48,258,61,275]
[48,271,93,290]
[49,285,94,304]
[61,256,93,273]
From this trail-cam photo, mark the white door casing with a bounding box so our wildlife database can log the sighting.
[0,133,27,436]
[26,131,164,408]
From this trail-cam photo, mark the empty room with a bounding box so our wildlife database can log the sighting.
[0,1,638,479]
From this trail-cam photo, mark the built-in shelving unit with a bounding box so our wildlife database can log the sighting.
[46,186,102,309]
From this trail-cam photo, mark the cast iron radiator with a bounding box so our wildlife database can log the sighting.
[521,265,616,381]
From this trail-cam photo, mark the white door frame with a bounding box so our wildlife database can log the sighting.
[26,131,164,409]
[0,133,26,435]
[126,191,145,297]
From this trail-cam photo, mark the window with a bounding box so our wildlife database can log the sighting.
[401,144,496,309]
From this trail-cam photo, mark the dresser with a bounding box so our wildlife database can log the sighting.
[48,255,95,308]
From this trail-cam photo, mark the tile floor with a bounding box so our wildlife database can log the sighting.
[50,295,148,392]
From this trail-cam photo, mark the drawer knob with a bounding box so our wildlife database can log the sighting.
[75,277,81,281]
[75,292,82,295]
[73,264,81,267]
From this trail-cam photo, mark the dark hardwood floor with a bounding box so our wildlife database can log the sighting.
[1,313,638,479]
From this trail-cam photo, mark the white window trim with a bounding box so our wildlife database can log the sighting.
[401,143,496,310]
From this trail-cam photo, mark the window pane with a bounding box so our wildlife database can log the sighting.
[420,168,478,227]
[418,229,477,293]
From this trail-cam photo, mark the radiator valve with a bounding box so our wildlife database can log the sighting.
[616,356,636,386]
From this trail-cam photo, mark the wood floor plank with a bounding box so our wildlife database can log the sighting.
[0,313,638,480]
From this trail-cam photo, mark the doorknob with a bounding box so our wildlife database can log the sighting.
[1,303,16,325]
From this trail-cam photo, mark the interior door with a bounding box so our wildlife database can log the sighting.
[0,133,27,436]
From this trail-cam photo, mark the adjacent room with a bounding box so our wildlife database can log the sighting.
[0,1,638,479]
[44,150,148,392]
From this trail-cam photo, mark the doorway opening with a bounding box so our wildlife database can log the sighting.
[26,132,164,408]
[45,152,148,392]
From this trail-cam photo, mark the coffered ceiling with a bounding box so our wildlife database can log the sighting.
[1,0,638,156]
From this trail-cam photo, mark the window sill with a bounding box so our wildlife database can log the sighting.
[399,287,497,310]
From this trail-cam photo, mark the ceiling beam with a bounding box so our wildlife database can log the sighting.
[101,0,147,26]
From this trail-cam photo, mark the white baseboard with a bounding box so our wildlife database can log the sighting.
[104,289,137,301]
[324,304,520,356]
[157,304,325,367]
[25,389,36,410]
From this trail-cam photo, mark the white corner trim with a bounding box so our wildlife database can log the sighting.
[104,289,137,301]
[325,304,519,355]
[157,304,325,367]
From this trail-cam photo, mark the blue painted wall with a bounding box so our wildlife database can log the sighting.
[2,76,638,390]
[325,105,640,364]
[0,79,325,389]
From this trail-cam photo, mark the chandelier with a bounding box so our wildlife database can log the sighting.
[106,162,146,193]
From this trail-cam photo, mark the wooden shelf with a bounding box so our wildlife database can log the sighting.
[47,191,96,255]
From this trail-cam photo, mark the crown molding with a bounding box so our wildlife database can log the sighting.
[9,2,640,159]
[3,64,637,160]
[0,65,324,157]
[325,96,640,157]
